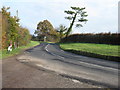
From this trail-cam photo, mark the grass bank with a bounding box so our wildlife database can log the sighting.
[0,41,40,59]
[60,43,120,62]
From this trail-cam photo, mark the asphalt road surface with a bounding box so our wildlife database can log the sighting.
[17,43,119,88]
[3,55,101,88]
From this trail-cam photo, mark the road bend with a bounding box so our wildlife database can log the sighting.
[22,43,119,88]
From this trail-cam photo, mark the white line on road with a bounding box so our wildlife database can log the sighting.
[72,79,80,83]
[45,44,65,59]
[45,44,118,71]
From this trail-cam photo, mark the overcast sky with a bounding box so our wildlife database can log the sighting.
[0,0,119,34]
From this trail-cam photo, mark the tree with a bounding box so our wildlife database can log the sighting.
[35,20,58,42]
[64,6,88,37]
[56,24,67,40]
[1,6,10,49]
[0,12,2,50]
[2,7,20,48]
[1,6,31,49]
[17,27,31,46]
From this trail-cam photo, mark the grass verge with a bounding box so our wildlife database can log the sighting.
[0,41,40,59]
[60,43,120,62]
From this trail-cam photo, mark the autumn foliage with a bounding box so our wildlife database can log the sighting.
[1,7,31,49]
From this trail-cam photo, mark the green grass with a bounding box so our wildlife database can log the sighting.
[60,43,120,57]
[0,41,40,59]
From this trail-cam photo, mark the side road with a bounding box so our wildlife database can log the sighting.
[2,54,99,88]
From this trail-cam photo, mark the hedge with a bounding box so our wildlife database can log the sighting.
[61,33,120,45]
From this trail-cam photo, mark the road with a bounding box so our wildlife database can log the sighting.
[4,55,100,88]
[17,43,119,88]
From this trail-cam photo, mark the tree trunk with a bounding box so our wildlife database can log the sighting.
[65,13,77,38]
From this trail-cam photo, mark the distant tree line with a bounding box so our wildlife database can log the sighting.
[1,6,31,49]
[61,33,120,45]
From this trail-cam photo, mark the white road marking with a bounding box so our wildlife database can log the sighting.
[36,64,43,67]
[78,61,118,71]
[72,79,80,83]
[45,44,64,59]
[45,44,118,71]
[45,44,49,51]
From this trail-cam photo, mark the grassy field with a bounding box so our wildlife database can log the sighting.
[60,43,120,57]
[0,41,40,59]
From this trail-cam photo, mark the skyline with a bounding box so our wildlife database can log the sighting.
[1,0,119,34]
